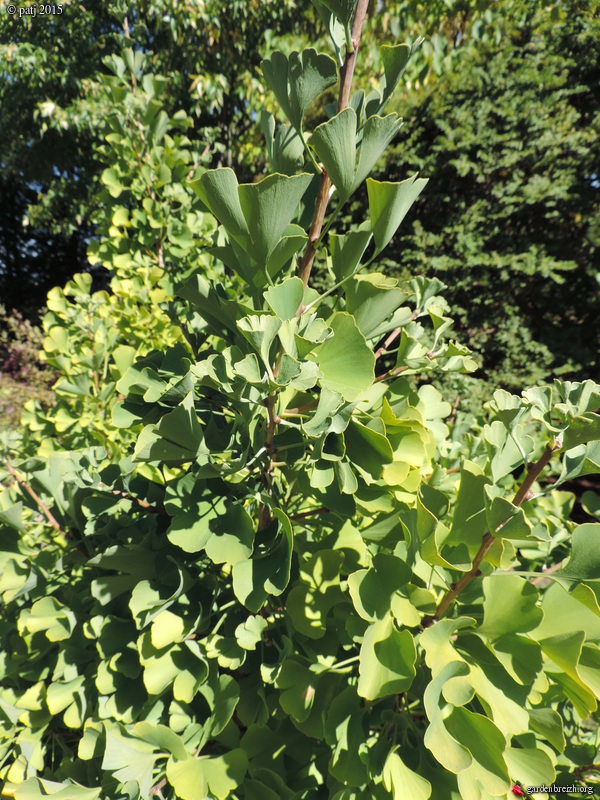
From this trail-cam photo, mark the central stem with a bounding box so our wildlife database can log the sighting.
[296,0,370,289]
[258,1,371,529]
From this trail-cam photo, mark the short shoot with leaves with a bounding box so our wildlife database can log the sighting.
[1,2,600,799]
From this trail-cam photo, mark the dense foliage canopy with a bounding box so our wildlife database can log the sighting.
[1,2,600,800]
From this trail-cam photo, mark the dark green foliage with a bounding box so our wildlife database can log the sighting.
[377,2,600,389]
[0,0,312,309]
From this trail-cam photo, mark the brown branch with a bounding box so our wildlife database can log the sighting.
[296,0,370,290]
[150,778,167,796]
[448,394,460,425]
[258,2,370,528]
[283,399,320,416]
[374,312,418,360]
[574,763,600,781]
[3,459,88,558]
[374,365,409,383]
[110,489,171,517]
[423,441,560,626]
[4,459,64,534]
[289,506,329,522]
[530,559,564,586]
[374,327,403,360]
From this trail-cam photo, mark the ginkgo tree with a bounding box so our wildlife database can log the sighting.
[1,1,600,799]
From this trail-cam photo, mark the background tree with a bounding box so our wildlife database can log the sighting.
[0,0,311,310]
[371,0,600,390]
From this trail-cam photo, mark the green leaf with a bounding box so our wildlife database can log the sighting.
[563,412,600,449]
[102,724,158,798]
[358,614,416,700]
[329,227,372,281]
[528,708,565,752]
[167,751,248,800]
[379,44,411,110]
[276,660,318,722]
[232,510,293,612]
[190,167,248,243]
[310,109,403,201]
[235,615,268,650]
[167,758,207,800]
[21,596,76,642]
[582,490,600,520]
[383,749,431,800]
[344,419,393,479]
[264,277,305,320]
[261,49,338,133]
[485,492,533,541]
[443,707,510,794]
[316,312,375,401]
[47,678,84,715]
[151,610,185,649]
[478,575,543,640]
[205,502,255,567]
[178,274,244,337]
[353,113,403,190]
[193,672,237,736]
[237,315,281,372]
[191,170,311,283]
[558,523,600,581]
[238,172,312,266]
[345,273,407,338]
[444,464,489,551]
[12,780,102,800]
[262,115,306,174]
[286,550,345,638]
[317,0,357,27]
[310,108,357,199]
[367,174,428,254]
[133,722,188,761]
[504,747,555,788]
[133,391,205,464]
[204,750,248,799]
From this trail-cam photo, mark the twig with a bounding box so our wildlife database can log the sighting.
[110,489,171,517]
[375,326,403,359]
[289,506,329,522]
[3,459,89,558]
[258,1,370,527]
[150,778,167,796]
[4,459,64,534]
[374,365,409,383]
[296,0,370,289]
[530,560,564,586]
[374,311,418,360]
[423,441,560,625]
[448,394,460,425]
[574,763,600,781]
[282,399,320,416]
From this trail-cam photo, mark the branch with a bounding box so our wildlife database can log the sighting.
[109,489,171,517]
[374,311,418,360]
[289,506,329,522]
[374,365,409,383]
[4,459,64,534]
[258,2,370,528]
[3,459,89,558]
[423,441,559,626]
[530,559,564,586]
[448,394,460,425]
[296,0,370,289]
